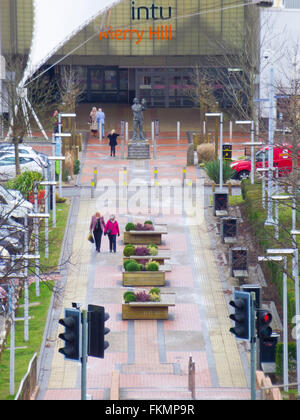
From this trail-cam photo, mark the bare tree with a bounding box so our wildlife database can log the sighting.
[0,55,57,174]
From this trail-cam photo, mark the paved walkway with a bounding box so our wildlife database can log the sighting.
[37,131,251,400]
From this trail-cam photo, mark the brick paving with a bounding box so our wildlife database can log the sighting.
[38,129,251,401]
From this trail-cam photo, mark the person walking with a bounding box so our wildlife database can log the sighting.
[104,214,120,253]
[89,211,105,252]
[89,107,98,137]
[107,129,119,157]
[97,108,105,138]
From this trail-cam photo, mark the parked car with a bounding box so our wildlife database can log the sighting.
[0,233,23,254]
[230,144,300,180]
[0,184,33,219]
[0,155,45,181]
[0,144,49,168]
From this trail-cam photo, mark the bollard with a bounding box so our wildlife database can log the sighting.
[155,120,159,137]
[125,122,128,143]
[91,180,95,198]
[188,355,196,399]
[177,121,180,142]
[182,167,186,186]
[121,138,125,159]
[93,167,98,188]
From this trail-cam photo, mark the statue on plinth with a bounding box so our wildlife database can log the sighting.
[131,98,147,141]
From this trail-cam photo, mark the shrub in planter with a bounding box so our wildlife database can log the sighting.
[123,291,137,303]
[134,222,154,231]
[135,290,151,302]
[149,287,161,302]
[125,222,135,231]
[124,259,134,270]
[145,261,159,271]
[197,144,215,163]
[204,160,235,184]
[135,246,150,256]
[144,220,153,225]
[74,159,80,175]
[125,260,141,272]
[123,244,136,257]
[147,244,158,256]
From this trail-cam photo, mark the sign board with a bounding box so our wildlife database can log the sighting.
[223,144,232,160]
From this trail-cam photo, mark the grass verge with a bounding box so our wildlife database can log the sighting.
[0,200,70,400]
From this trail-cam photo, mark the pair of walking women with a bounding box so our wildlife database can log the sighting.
[89,213,120,253]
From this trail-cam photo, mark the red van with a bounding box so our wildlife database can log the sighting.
[230,144,300,180]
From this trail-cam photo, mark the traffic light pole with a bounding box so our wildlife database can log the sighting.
[81,309,87,401]
[250,292,256,401]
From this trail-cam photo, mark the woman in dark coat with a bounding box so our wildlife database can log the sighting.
[107,129,119,157]
[89,211,105,252]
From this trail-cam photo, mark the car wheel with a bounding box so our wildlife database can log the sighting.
[238,170,250,180]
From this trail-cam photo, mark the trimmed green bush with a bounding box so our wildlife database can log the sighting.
[125,222,135,231]
[145,261,159,271]
[123,245,136,257]
[123,291,137,303]
[125,260,141,272]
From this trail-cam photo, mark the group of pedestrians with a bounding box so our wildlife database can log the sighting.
[89,106,119,157]
[89,212,120,253]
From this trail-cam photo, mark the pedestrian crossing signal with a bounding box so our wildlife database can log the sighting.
[58,308,81,361]
[256,310,272,339]
[88,305,110,358]
[229,291,251,341]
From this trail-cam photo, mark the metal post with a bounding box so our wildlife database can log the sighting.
[250,292,256,401]
[250,121,255,184]
[99,122,102,141]
[9,256,15,396]
[275,168,279,240]
[265,66,275,226]
[229,120,232,143]
[293,248,300,395]
[91,180,95,199]
[24,215,29,341]
[57,115,63,198]
[219,113,224,190]
[81,309,87,401]
[93,167,97,188]
[52,160,56,228]
[44,176,49,259]
[262,146,266,209]
[34,185,40,297]
[283,256,288,392]
[182,167,186,187]
[125,122,128,143]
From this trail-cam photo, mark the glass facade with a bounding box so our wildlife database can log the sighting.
[0,0,259,107]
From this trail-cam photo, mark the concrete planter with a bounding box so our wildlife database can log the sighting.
[122,270,165,286]
[123,250,171,266]
[122,292,175,320]
[123,225,168,245]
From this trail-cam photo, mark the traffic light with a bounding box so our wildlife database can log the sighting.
[88,304,110,358]
[229,290,251,341]
[58,308,81,361]
[256,309,272,339]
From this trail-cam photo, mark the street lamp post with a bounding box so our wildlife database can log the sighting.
[28,212,50,297]
[267,247,300,394]
[265,64,275,226]
[271,194,296,241]
[258,255,288,391]
[205,113,224,190]
[236,120,261,184]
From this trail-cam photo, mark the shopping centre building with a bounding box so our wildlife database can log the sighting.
[1,0,259,108]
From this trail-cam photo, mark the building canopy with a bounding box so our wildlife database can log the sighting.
[21,0,124,86]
